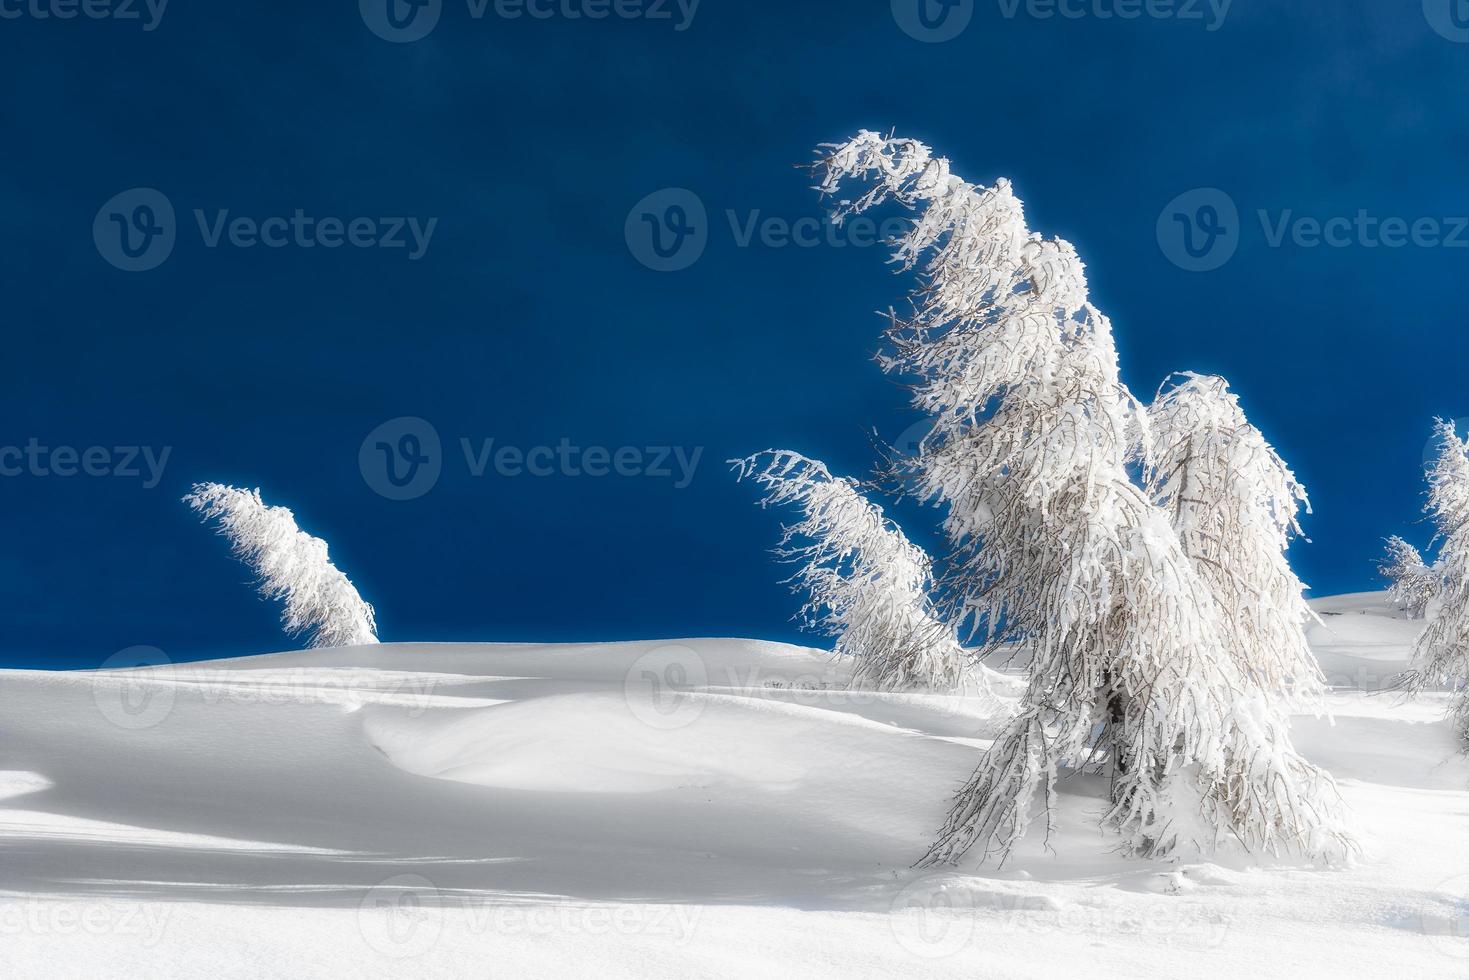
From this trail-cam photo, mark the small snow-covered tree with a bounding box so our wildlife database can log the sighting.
[1145,374,1350,855]
[1400,422,1469,740]
[184,483,379,648]
[813,130,1353,865]
[732,449,1008,700]
[1380,535,1437,619]
[1146,372,1326,707]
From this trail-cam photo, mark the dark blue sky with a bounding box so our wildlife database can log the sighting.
[2,1,1466,668]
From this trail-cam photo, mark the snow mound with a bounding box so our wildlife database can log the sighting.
[367,692,886,794]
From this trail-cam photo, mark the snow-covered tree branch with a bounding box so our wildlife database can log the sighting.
[812,130,1353,866]
[732,449,1008,700]
[1399,422,1469,740]
[184,483,379,649]
[1146,372,1326,709]
[1380,535,1437,620]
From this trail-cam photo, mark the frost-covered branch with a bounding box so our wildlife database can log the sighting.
[732,450,1007,700]
[184,483,379,649]
[1400,423,1469,740]
[1146,372,1326,709]
[1380,536,1437,620]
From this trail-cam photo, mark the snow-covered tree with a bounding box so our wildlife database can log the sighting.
[1400,422,1469,740]
[1145,372,1326,708]
[812,130,1353,865]
[184,483,379,648]
[732,449,1010,700]
[1380,535,1437,620]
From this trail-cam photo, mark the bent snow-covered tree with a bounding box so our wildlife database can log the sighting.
[1146,373,1327,708]
[732,450,1008,699]
[813,130,1353,865]
[1380,535,1437,620]
[184,483,379,648]
[1400,422,1469,741]
[1145,374,1349,847]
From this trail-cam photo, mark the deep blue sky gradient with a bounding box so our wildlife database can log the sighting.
[2,1,1467,668]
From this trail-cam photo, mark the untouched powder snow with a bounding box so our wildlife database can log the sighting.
[2,596,1468,977]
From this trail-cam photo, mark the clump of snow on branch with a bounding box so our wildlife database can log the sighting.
[184,483,379,649]
[732,450,1008,701]
[1146,372,1327,709]
[1380,535,1437,620]
[813,130,1354,867]
[1399,422,1469,740]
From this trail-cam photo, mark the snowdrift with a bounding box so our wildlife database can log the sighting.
[1,596,1468,977]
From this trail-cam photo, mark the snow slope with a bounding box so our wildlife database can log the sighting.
[2,595,1467,978]
[1307,591,1427,691]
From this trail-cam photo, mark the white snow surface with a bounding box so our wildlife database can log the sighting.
[3,593,1468,978]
